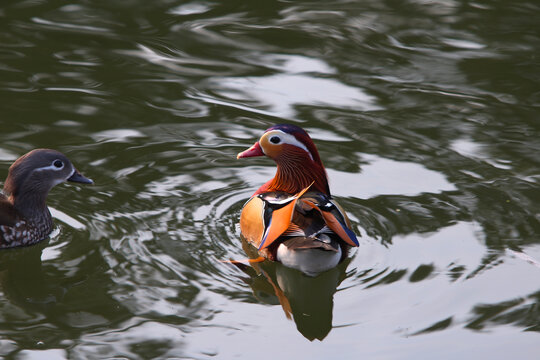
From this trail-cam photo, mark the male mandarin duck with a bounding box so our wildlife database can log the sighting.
[0,149,93,249]
[237,124,359,275]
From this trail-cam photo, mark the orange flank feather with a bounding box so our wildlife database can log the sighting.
[258,184,312,250]
[239,195,265,246]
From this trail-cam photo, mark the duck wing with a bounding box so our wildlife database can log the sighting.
[300,193,359,247]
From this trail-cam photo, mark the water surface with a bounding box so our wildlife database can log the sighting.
[1,0,539,358]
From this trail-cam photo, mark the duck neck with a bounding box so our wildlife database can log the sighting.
[11,189,52,226]
[258,154,330,195]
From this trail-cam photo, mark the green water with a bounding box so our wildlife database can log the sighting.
[1,0,539,358]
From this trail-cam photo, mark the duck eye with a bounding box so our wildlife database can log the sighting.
[53,160,64,168]
[269,136,281,144]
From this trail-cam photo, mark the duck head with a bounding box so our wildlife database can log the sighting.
[237,124,330,195]
[3,149,93,216]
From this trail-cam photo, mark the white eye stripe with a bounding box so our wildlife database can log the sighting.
[265,130,314,160]
[33,159,68,172]
[29,167,74,187]
[34,164,64,172]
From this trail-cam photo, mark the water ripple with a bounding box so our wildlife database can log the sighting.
[1,0,539,356]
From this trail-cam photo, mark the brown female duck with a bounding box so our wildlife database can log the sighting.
[0,149,92,249]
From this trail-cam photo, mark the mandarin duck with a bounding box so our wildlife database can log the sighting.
[0,149,93,249]
[237,124,358,275]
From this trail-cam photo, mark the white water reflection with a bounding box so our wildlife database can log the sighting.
[210,54,380,117]
[246,54,336,74]
[451,138,513,170]
[214,74,380,118]
[17,349,68,360]
[0,148,18,161]
[91,129,146,143]
[169,2,211,16]
[50,207,86,230]
[373,221,485,271]
[451,138,482,158]
[332,153,457,198]
[442,38,486,50]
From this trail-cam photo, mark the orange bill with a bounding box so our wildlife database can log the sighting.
[237,141,264,159]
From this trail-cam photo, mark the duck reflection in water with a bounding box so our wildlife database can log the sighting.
[0,240,55,312]
[0,235,133,348]
[234,237,351,341]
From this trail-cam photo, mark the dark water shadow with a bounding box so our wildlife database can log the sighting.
[0,235,132,355]
[230,237,351,341]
